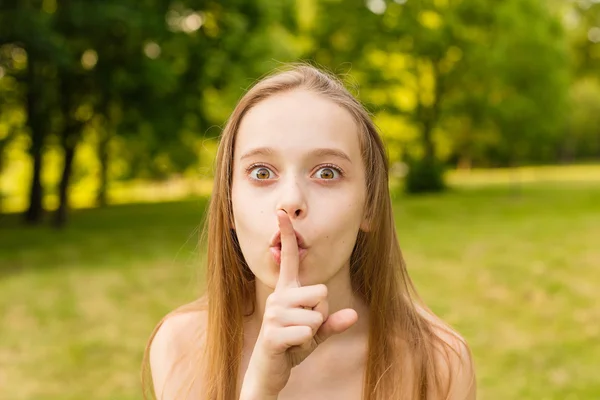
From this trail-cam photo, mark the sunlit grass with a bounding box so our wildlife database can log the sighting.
[391,184,600,399]
[1,165,599,399]
[447,163,600,186]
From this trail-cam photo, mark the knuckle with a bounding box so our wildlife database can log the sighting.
[313,312,324,327]
[262,327,278,347]
[266,293,280,307]
[263,308,279,324]
[301,325,313,339]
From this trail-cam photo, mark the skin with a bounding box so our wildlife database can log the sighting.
[149,88,476,400]
[230,89,372,398]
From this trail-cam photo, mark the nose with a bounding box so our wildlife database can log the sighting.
[276,174,307,220]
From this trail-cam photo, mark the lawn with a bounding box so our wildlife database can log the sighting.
[1,165,599,399]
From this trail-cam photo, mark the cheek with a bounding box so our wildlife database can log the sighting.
[315,198,364,255]
[231,183,272,261]
[232,195,270,235]
[318,190,365,229]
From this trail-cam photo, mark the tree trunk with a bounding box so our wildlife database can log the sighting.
[405,61,445,194]
[422,117,436,163]
[53,67,82,228]
[96,133,109,207]
[96,106,111,207]
[53,139,77,228]
[23,52,45,224]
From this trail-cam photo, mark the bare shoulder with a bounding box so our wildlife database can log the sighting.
[149,304,208,400]
[431,324,476,400]
[417,305,477,400]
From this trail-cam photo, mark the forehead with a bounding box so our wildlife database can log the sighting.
[234,89,361,159]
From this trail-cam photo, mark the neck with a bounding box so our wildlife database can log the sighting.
[245,262,370,342]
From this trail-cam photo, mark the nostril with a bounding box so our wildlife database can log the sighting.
[294,209,300,217]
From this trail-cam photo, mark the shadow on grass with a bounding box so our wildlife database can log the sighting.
[0,197,210,278]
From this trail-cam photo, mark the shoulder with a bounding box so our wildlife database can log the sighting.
[431,325,476,400]
[149,303,208,400]
[416,305,477,400]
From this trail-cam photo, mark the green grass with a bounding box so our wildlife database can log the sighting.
[1,165,600,399]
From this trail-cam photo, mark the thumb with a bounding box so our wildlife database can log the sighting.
[314,308,358,345]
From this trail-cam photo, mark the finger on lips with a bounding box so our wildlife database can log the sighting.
[275,210,301,289]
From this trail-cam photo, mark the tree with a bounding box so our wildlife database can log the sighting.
[0,0,299,226]
[293,0,569,191]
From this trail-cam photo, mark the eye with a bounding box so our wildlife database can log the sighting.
[248,165,274,180]
[246,164,343,182]
[314,165,342,180]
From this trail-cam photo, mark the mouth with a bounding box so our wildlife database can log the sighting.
[269,230,309,265]
[269,245,308,265]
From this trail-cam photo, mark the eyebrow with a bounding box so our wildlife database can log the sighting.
[239,147,353,164]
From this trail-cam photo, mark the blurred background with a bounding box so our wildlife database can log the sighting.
[0,0,599,399]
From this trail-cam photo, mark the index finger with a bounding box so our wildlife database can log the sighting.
[275,210,300,290]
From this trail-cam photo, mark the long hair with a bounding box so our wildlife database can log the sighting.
[142,63,469,399]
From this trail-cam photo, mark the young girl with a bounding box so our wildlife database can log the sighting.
[142,64,476,400]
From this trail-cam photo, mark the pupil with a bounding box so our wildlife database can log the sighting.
[257,168,269,179]
[321,169,333,179]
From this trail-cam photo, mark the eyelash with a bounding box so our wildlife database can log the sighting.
[245,163,345,183]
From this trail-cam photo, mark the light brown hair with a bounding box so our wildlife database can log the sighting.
[142,63,471,399]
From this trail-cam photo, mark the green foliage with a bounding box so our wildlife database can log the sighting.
[0,0,300,177]
[0,0,598,214]
[293,0,573,192]
[488,0,570,165]
[404,155,446,193]
[566,78,600,160]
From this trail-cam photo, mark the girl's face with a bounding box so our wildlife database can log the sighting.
[231,89,368,287]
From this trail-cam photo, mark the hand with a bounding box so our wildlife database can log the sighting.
[240,210,358,398]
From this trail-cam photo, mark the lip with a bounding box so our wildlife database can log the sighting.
[270,246,308,265]
[269,229,308,249]
[269,229,309,265]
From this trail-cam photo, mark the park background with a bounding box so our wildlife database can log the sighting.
[1,0,599,399]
